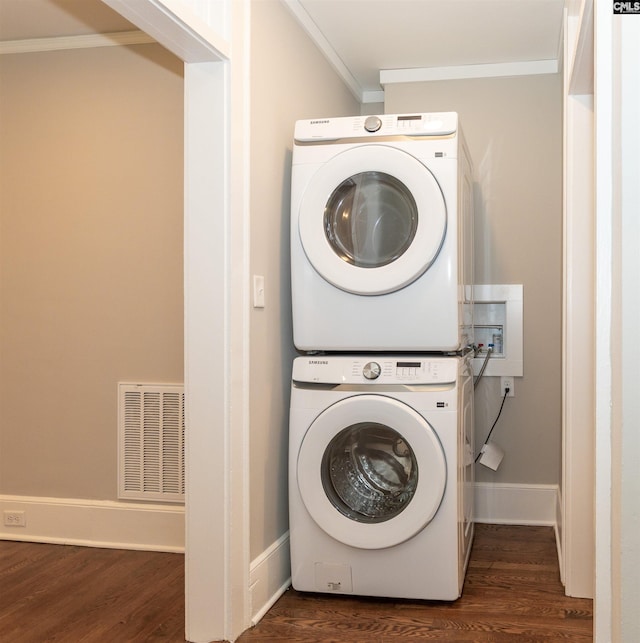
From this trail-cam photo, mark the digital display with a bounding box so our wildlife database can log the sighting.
[397,361,421,368]
[397,115,421,121]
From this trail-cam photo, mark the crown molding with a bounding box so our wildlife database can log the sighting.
[0,30,155,55]
[281,0,366,103]
[381,59,559,85]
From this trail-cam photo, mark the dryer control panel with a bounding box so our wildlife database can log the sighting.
[292,356,458,385]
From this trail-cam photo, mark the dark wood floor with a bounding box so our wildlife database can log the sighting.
[0,540,185,642]
[0,524,592,642]
[237,524,593,642]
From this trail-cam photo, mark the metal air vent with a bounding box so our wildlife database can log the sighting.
[118,383,185,503]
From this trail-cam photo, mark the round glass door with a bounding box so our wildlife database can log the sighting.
[322,422,419,523]
[298,145,447,295]
[324,172,418,269]
[297,395,446,550]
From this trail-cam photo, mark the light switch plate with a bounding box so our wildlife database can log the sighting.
[253,275,265,308]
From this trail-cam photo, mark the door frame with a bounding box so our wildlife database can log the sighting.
[101,2,251,641]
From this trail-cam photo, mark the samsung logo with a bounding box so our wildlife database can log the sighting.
[308,360,328,365]
[310,119,330,125]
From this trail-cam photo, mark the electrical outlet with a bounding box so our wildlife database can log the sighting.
[3,510,26,527]
[500,376,515,397]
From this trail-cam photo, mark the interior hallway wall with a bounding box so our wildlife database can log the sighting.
[0,44,184,500]
[249,0,359,559]
[385,75,563,486]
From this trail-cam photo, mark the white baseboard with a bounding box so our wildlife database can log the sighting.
[249,531,291,625]
[474,482,559,526]
[0,495,184,552]
[555,488,564,584]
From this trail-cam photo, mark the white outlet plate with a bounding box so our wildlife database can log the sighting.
[3,510,26,527]
[500,376,515,397]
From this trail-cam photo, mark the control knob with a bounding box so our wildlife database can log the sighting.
[364,116,382,133]
[363,361,381,380]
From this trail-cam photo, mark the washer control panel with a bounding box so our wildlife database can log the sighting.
[293,356,458,385]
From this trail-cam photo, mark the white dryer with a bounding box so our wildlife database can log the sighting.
[289,354,475,600]
[291,112,474,353]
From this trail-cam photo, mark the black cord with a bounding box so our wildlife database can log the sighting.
[475,387,509,463]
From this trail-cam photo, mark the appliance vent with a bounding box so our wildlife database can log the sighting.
[118,383,185,503]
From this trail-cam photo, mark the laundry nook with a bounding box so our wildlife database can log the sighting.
[1,1,636,642]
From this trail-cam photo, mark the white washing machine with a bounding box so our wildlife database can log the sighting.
[289,354,475,600]
[291,112,474,353]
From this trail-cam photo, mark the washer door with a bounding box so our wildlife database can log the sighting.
[297,395,446,550]
[298,145,447,295]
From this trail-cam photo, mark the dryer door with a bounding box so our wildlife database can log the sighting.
[298,145,447,295]
[297,394,446,550]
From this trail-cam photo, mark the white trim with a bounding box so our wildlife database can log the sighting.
[568,0,594,94]
[380,60,559,85]
[0,31,155,55]
[225,0,253,638]
[618,16,640,642]
[594,0,614,640]
[249,532,291,626]
[183,59,230,642]
[101,0,230,62]
[362,90,385,104]
[0,495,184,552]
[281,0,365,103]
[562,4,596,601]
[474,482,559,526]
[555,489,564,584]
[181,0,251,640]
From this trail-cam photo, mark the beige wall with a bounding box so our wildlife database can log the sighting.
[0,44,184,500]
[386,75,563,484]
[249,0,359,558]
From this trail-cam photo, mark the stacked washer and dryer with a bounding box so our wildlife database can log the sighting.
[289,113,475,601]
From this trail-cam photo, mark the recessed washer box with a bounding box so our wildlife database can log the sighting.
[473,284,523,377]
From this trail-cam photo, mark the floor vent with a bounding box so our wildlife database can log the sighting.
[118,383,185,503]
